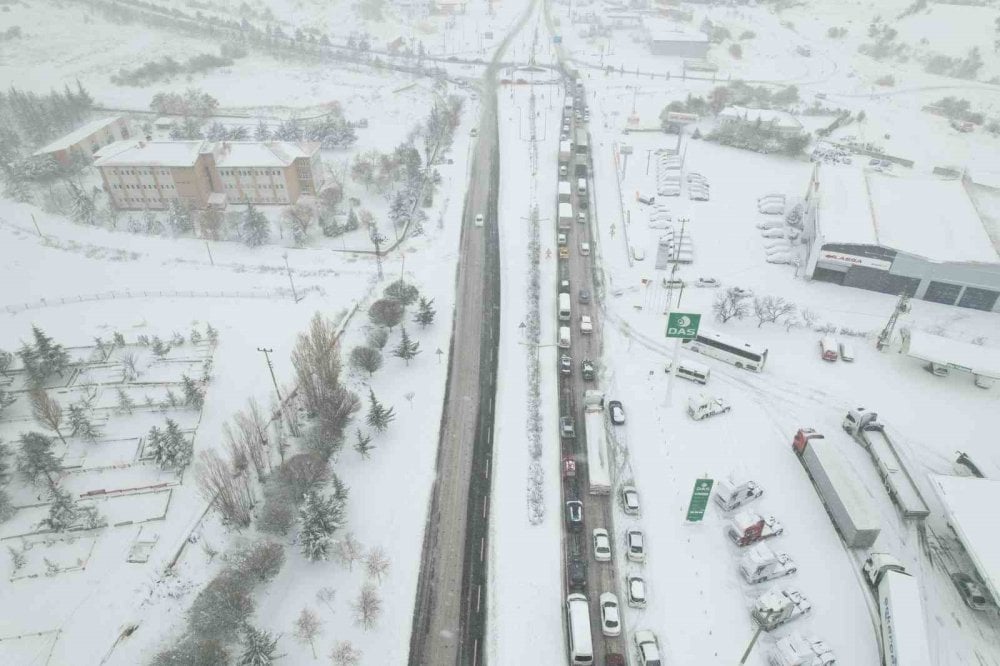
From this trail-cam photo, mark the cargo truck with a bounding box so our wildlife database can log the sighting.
[727,511,784,547]
[842,409,929,519]
[558,202,573,230]
[559,140,572,164]
[740,543,797,584]
[559,180,572,203]
[752,587,812,631]
[583,390,611,495]
[768,633,836,666]
[792,428,881,548]
[862,553,932,666]
[714,478,764,512]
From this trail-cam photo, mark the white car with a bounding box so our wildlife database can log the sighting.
[579,241,590,256]
[580,315,593,334]
[593,528,612,562]
[621,485,640,515]
[577,212,586,224]
[557,233,567,246]
[766,253,793,264]
[761,228,786,239]
[599,593,621,637]
[626,574,647,607]
[634,629,662,666]
[609,400,625,424]
[626,529,646,562]
[689,189,710,201]
[474,213,484,227]
[839,341,855,362]
[696,277,720,288]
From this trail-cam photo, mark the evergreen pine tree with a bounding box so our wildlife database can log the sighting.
[0,389,16,413]
[414,297,436,328]
[299,491,344,561]
[354,429,374,459]
[392,327,421,366]
[365,389,395,433]
[167,199,195,235]
[16,432,59,488]
[181,374,206,409]
[148,419,192,468]
[150,336,171,359]
[68,182,97,226]
[254,119,271,141]
[68,404,101,443]
[238,626,279,666]
[242,203,271,247]
[41,487,78,531]
[205,323,220,344]
[345,208,360,231]
[23,326,70,380]
[115,388,135,415]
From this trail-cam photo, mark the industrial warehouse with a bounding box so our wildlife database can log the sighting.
[803,165,1000,312]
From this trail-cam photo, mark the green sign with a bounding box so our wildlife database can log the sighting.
[685,478,714,522]
[666,312,701,339]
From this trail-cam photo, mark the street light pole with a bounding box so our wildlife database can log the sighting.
[257,347,283,403]
[282,253,300,303]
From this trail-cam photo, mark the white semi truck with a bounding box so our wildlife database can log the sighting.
[727,511,784,547]
[583,390,611,495]
[862,553,933,666]
[740,543,797,584]
[559,180,572,203]
[792,428,881,548]
[558,202,573,230]
[768,632,836,666]
[714,478,764,512]
[842,408,929,519]
[559,140,572,164]
[752,587,812,631]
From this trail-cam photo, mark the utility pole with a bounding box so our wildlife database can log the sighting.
[739,610,776,664]
[204,241,214,266]
[257,347,283,403]
[282,252,300,302]
[876,292,911,351]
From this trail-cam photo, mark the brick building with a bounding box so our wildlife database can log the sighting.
[33,116,133,166]
[94,140,325,210]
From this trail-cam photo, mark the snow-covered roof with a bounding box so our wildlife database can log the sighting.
[732,511,761,533]
[718,106,803,130]
[93,140,206,167]
[642,18,709,43]
[214,141,319,168]
[33,116,123,155]
[901,328,1000,379]
[929,476,1000,606]
[814,165,1000,264]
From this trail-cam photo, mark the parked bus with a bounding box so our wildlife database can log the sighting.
[558,293,572,321]
[682,329,769,371]
[566,593,594,665]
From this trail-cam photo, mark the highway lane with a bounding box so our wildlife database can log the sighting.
[408,2,538,665]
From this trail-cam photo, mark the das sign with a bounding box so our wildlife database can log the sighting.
[666,312,701,339]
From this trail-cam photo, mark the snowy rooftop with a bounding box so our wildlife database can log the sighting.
[33,116,122,155]
[718,106,803,130]
[93,140,206,167]
[929,476,1000,605]
[814,165,1000,264]
[213,141,319,168]
[901,328,1000,379]
[642,18,709,43]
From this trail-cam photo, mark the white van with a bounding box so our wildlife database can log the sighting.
[579,241,590,256]
[566,593,594,665]
[577,178,587,195]
[665,359,710,384]
[839,341,855,362]
[558,293,572,321]
[559,326,571,349]
[637,193,656,205]
[631,245,646,261]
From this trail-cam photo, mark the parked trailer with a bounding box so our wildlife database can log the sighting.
[863,553,933,666]
[559,140,572,164]
[842,409,929,519]
[559,180,572,202]
[793,429,881,548]
[583,390,611,495]
[558,202,573,230]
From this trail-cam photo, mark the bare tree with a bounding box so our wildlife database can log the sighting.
[291,313,360,446]
[800,308,820,329]
[753,296,797,328]
[195,451,254,528]
[293,607,322,659]
[316,587,336,615]
[329,641,361,666]
[712,288,750,324]
[365,546,390,584]
[30,389,66,444]
[334,532,363,570]
[224,398,270,482]
[120,350,140,381]
[352,583,382,631]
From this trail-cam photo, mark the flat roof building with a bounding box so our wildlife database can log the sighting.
[642,19,709,58]
[33,116,133,165]
[94,140,325,210]
[803,164,1000,312]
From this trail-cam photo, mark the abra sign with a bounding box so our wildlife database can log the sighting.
[819,250,892,271]
[666,312,701,339]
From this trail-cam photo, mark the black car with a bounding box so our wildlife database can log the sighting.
[579,289,591,304]
[566,500,584,529]
[609,400,625,425]
[568,557,587,590]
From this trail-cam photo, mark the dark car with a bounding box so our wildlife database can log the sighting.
[579,288,591,304]
[568,557,587,590]
[609,400,625,425]
[605,654,626,666]
[566,500,584,529]
[951,572,990,610]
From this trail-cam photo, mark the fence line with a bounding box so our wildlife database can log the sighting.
[3,287,321,314]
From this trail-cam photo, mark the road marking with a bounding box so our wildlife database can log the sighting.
[480,536,485,561]
[485,456,490,478]
[473,639,479,666]
[477,584,482,613]
[482,495,489,519]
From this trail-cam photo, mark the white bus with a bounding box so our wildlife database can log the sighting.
[558,293,572,321]
[566,593,594,665]
[682,329,768,371]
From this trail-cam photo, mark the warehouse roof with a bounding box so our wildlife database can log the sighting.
[33,116,123,156]
[930,476,1000,606]
[814,165,1000,264]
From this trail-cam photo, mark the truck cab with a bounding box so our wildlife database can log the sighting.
[714,478,764,511]
[727,511,784,547]
[862,552,907,589]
